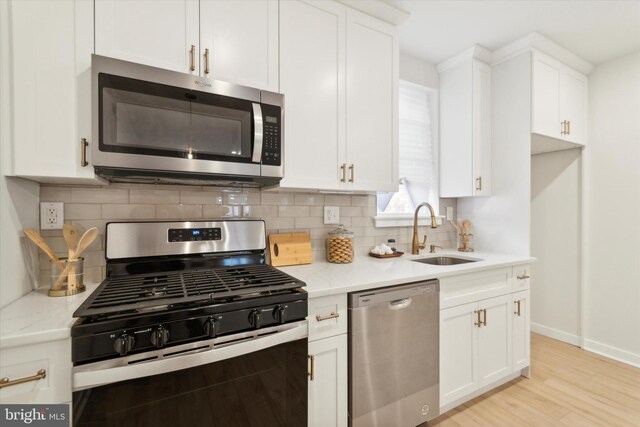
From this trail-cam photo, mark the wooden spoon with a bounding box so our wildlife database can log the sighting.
[23,228,64,269]
[73,227,99,260]
[54,227,99,292]
[63,224,81,259]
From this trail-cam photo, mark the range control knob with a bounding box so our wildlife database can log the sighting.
[273,305,287,324]
[150,326,170,348]
[249,309,262,329]
[114,333,135,356]
[204,317,220,338]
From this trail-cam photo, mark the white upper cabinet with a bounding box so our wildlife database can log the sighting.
[532,51,587,146]
[95,0,200,74]
[278,1,398,192]
[439,52,491,198]
[4,0,96,181]
[279,0,345,190]
[199,0,278,91]
[345,9,398,192]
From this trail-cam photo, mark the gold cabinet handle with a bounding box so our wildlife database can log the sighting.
[474,310,482,327]
[476,176,482,191]
[189,45,196,71]
[514,300,521,316]
[308,354,315,381]
[316,312,339,322]
[566,120,570,135]
[340,164,346,182]
[348,164,354,182]
[80,138,89,167]
[481,308,487,326]
[204,48,210,74]
[0,369,46,389]
[517,274,530,280]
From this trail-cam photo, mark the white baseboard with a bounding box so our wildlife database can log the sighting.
[583,339,640,368]
[531,322,580,346]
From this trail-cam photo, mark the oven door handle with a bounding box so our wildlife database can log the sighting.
[251,103,263,163]
[73,321,307,391]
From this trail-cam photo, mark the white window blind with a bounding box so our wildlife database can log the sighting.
[378,80,438,215]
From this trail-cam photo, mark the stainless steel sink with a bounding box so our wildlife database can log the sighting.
[412,256,479,266]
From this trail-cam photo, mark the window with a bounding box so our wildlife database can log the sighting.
[375,80,438,226]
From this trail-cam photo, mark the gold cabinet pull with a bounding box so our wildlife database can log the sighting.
[204,48,210,74]
[308,354,315,381]
[517,274,530,280]
[340,164,346,182]
[481,308,487,326]
[560,120,566,135]
[189,45,196,71]
[348,164,354,182]
[80,138,89,167]
[475,176,482,191]
[566,120,570,135]
[0,369,46,389]
[474,310,482,327]
[514,300,521,316]
[316,312,339,322]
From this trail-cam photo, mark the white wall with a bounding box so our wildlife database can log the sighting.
[400,53,438,89]
[458,52,531,255]
[583,51,640,366]
[531,149,581,345]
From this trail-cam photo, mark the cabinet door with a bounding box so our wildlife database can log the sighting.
[472,60,491,196]
[560,69,587,145]
[440,302,479,407]
[512,290,530,371]
[95,0,199,74]
[199,0,278,90]
[279,0,346,190]
[345,9,398,192]
[532,52,562,139]
[8,0,95,180]
[477,295,513,387]
[308,334,348,427]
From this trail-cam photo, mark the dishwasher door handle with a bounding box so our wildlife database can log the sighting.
[389,297,412,309]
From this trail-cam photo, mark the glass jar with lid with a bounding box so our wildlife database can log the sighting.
[326,224,354,263]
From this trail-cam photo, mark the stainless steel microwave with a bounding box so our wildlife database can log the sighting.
[91,55,283,187]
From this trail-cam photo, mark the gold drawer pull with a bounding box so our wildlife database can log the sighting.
[316,312,339,322]
[474,310,481,327]
[517,274,530,280]
[0,369,46,389]
[308,354,315,380]
[514,300,521,316]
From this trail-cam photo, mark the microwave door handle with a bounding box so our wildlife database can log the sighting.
[251,103,263,163]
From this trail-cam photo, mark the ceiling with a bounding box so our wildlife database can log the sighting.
[388,0,640,66]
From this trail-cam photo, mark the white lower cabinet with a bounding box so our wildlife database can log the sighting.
[308,334,348,427]
[440,265,531,410]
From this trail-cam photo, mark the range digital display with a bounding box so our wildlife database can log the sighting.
[168,227,221,242]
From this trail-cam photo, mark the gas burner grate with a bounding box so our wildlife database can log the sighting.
[74,264,304,318]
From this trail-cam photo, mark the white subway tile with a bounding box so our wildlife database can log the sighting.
[71,187,129,203]
[294,217,324,228]
[339,207,362,217]
[351,195,375,207]
[324,195,351,206]
[309,206,323,217]
[294,194,324,206]
[224,192,260,205]
[130,189,180,204]
[40,186,71,202]
[156,204,203,219]
[264,217,295,229]
[203,205,242,218]
[260,193,295,205]
[102,204,155,219]
[66,204,102,220]
[278,206,310,217]
[242,205,279,218]
[179,190,223,205]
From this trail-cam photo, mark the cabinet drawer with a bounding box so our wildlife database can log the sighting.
[308,294,347,341]
[512,265,531,291]
[440,268,511,309]
[0,339,72,404]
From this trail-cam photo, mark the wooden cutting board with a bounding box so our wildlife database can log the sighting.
[268,233,313,267]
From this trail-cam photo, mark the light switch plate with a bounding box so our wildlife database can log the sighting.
[324,206,340,225]
[40,202,64,230]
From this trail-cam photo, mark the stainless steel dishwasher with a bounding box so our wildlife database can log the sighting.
[348,280,439,427]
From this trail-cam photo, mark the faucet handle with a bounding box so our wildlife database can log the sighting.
[419,235,428,250]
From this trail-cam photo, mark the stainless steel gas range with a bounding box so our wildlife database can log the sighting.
[71,220,308,427]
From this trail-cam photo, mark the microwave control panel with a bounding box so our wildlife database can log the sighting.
[168,228,221,242]
[261,105,281,166]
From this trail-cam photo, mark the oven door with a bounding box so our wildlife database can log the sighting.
[73,321,307,427]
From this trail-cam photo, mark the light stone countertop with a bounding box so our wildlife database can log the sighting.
[278,249,535,298]
[1,250,534,349]
[0,284,99,349]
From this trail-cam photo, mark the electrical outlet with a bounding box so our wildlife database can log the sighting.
[40,202,64,230]
[446,206,453,221]
[323,206,340,225]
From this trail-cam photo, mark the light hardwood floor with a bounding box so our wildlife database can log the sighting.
[430,333,640,426]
